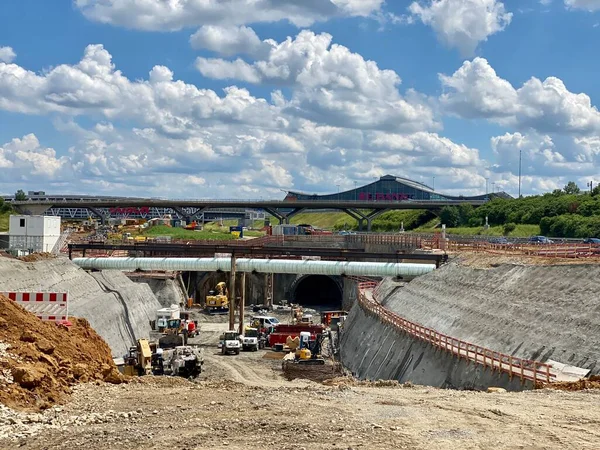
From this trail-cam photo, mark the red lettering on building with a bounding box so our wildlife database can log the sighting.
[356,193,414,201]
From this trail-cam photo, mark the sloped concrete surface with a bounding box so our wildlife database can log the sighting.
[0,257,160,357]
[376,261,600,375]
[339,303,528,390]
[132,277,185,308]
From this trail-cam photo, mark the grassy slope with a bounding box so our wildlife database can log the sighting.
[142,225,234,240]
[0,210,11,232]
[289,212,356,229]
[414,223,540,237]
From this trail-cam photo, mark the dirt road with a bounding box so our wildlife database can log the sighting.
[2,316,600,449]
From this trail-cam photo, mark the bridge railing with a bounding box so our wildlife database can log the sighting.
[355,282,554,384]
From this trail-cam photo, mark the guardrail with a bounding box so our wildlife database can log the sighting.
[355,282,554,384]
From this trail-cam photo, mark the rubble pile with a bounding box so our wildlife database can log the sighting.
[0,295,124,411]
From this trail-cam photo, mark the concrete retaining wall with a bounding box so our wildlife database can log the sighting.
[132,277,186,308]
[0,257,161,357]
[377,261,600,375]
[339,302,530,391]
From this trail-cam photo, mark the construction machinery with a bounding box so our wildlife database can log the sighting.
[241,327,259,352]
[124,339,154,376]
[220,330,241,355]
[282,332,325,365]
[206,281,229,314]
[163,345,204,378]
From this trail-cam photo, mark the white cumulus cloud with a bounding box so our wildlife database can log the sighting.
[75,0,384,31]
[409,0,512,56]
[0,46,16,63]
[196,30,437,133]
[439,57,600,135]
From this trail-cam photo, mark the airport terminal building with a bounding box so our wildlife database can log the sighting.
[283,175,507,202]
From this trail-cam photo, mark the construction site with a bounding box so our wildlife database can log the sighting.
[1,226,600,449]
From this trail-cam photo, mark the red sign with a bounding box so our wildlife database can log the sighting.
[109,206,150,216]
[358,193,413,201]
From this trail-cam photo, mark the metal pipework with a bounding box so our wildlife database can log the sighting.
[72,257,435,278]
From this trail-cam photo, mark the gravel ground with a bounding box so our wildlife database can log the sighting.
[1,316,600,449]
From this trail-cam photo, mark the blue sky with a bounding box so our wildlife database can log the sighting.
[1,0,600,198]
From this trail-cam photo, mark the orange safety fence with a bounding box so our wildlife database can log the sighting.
[356,282,554,384]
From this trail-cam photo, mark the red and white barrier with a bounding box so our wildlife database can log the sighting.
[1,291,69,322]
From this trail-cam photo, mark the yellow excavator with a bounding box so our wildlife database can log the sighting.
[283,332,325,366]
[206,281,229,314]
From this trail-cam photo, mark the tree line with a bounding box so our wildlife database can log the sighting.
[439,181,600,238]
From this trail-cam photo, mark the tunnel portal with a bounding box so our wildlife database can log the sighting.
[292,275,343,310]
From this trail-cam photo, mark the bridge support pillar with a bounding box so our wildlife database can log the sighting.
[229,255,236,331]
[365,209,388,232]
[87,207,109,225]
[238,272,246,336]
[263,207,285,225]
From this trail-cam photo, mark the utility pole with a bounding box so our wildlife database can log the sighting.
[518,149,522,198]
[238,272,246,336]
[228,255,236,331]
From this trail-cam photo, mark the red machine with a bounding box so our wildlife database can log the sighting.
[268,323,325,347]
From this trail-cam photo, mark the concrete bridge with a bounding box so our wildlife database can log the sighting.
[11,197,487,231]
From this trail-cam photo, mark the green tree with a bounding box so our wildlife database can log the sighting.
[563,181,580,195]
[439,206,460,228]
[503,222,516,235]
[14,189,27,201]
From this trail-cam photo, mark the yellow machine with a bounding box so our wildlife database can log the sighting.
[124,339,153,376]
[206,281,229,314]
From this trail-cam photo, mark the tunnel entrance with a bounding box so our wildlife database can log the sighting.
[293,275,342,310]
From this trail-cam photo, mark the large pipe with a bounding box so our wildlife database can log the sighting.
[72,257,435,278]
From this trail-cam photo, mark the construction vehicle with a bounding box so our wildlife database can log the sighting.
[158,318,188,349]
[282,332,325,365]
[206,281,229,314]
[163,345,204,378]
[220,331,241,355]
[241,327,259,352]
[123,339,154,376]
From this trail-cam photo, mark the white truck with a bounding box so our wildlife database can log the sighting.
[241,327,259,352]
[221,331,241,355]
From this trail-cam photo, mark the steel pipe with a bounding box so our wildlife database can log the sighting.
[72,257,435,278]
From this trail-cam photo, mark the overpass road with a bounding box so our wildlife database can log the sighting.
[13,197,487,231]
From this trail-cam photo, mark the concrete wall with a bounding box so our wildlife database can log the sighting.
[131,277,186,308]
[339,302,531,391]
[376,262,600,375]
[0,257,161,357]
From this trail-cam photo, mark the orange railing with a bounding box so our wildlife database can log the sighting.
[355,282,554,384]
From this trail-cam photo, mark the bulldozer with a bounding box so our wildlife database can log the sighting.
[124,339,154,376]
[206,281,229,314]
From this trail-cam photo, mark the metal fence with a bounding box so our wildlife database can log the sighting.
[355,281,554,384]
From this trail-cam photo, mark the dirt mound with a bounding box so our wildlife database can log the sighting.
[0,295,124,411]
[538,376,600,392]
[17,253,56,262]
[281,361,342,382]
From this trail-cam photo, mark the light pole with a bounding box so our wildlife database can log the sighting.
[491,182,496,195]
[432,176,435,191]
[518,149,522,198]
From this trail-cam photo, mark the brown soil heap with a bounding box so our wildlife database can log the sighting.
[0,294,124,411]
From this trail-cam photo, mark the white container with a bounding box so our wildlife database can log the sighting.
[9,215,61,253]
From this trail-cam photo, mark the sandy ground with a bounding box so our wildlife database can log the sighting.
[2,315,600,450]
